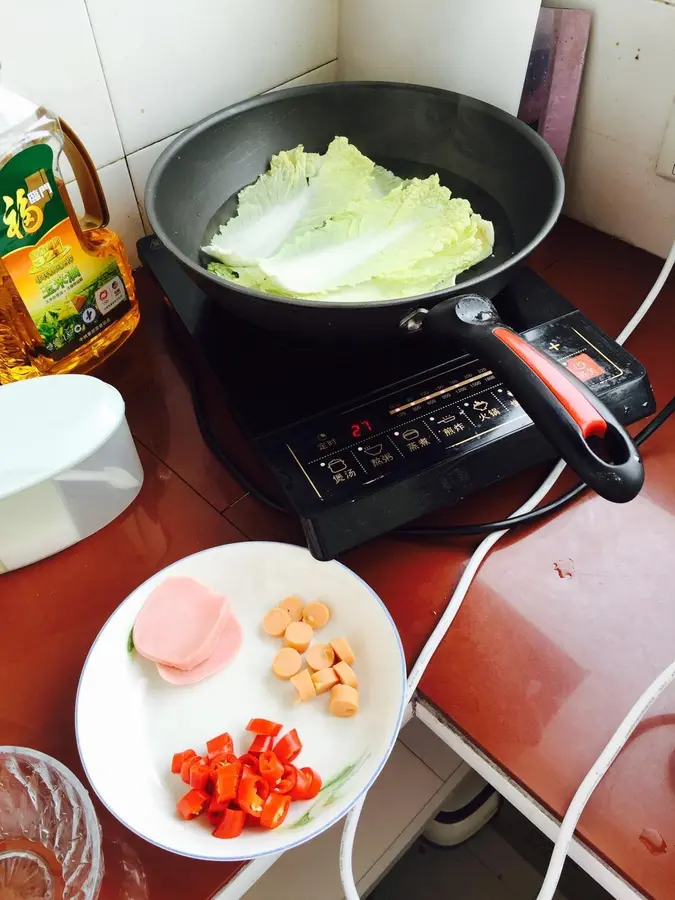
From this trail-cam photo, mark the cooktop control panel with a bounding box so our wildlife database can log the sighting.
[261,313,645,502]
[282,361,526,503]
[259,310,654,556]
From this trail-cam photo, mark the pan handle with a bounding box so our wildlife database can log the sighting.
[423,294,644,503]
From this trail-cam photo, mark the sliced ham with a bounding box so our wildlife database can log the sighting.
[156,615,243,685]
[133,576,229,670]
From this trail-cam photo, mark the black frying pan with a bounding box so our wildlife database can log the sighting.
[146,82,644,503]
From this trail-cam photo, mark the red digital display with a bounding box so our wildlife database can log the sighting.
[351,420,373,439]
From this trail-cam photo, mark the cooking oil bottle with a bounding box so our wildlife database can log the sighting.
[0,86,139,383]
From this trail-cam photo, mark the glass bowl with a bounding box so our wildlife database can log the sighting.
[0,747,103,900]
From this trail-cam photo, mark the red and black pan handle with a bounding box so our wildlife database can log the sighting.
[422,294,644,503]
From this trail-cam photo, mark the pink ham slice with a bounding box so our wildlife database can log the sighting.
[156,615,243,684]
[133,576,229,670]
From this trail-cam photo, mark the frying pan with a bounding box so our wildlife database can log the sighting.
[146,82,644,503]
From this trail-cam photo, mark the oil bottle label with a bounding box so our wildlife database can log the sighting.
[0,143,130,360]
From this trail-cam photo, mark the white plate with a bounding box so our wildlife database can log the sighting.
[76,542,406,861]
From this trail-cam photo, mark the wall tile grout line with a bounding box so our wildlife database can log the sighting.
[123,155,145,231]
[358,776,452,895]
[266,57,339,92]
[81,0,126,155]
[80,0,146,240]
[120,60,340,244]
[126,131,183,223]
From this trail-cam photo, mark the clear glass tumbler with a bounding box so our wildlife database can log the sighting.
[0,747,103,900]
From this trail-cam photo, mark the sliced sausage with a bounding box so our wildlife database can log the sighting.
[330,684,359,718]
[263,607,291,637]
[333,660,358,689]
[283,621,313,653]
[330,637,355,666]
[277,596,305,622]
[156,615,242,685]
[305,643,335,671]
[290,668,317,702]
[311,667,339,695]
[302,601,330,630]
[133,576,229,670]
[272,647,302,680]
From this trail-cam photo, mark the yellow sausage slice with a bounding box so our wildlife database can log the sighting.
[277,596,305,622]
[330,637,355,666]
[305,643,335,671]
[334,660,358,689]
[330,684,359,717]
[284,621,313,653]
[290,668,317,702]
[302,601,330,630]
[272,647,302,680]
[262,607,291,637]
[312,667,339,695]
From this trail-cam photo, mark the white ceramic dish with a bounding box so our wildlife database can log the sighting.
[76,542,406,861]
[0,374,143,573]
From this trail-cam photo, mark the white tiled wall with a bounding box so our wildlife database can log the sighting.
[126,60,338,233]
[85,0,338,154]
[0,1,122,170]
[3,0,672,265]
[0,0,338,267]
[544,0,675,258]
[338,0,675,259]
[338,0,543,117]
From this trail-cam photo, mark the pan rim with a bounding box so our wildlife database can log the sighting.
[145,80,565,311]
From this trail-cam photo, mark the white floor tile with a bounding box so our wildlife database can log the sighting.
[399,717,463,781]
[0,0,123,172]
[86,0,338,153]
[466,824,543,899]
[374,840,516,900]
[243,741,443,900]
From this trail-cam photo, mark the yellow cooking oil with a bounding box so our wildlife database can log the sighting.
[0,86,139,384]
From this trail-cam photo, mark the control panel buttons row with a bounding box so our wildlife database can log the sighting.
[289,319,623,501]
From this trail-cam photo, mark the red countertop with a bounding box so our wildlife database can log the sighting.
[1,217,673,899]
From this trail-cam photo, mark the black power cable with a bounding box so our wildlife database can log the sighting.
[192,379,674,537]
[398,395,675,536]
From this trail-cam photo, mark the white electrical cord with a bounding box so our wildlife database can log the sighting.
[616,237,675,345]
[536,659,675,900]
[339,238,675,900]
